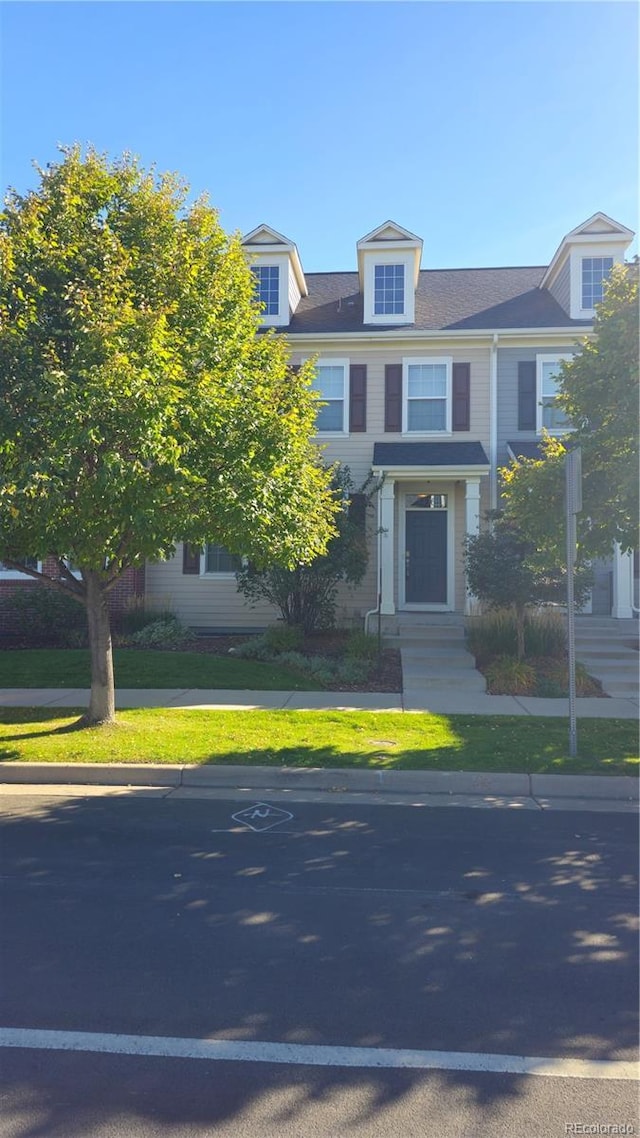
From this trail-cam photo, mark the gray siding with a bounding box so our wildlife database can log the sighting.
[547,258,571,316]
[496,345,577,469]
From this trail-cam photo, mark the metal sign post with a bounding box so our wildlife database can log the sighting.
[565,448,582,758]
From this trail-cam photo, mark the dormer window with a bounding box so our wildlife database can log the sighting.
[357,222,422,326]
[253,265,280,315]
[241,225,308,328]
[581,257,613,310]
[374,264,405,315]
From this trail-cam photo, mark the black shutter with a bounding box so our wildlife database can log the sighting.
[182,543,201,575]
[518,361,537,430]
[348,493,367,530]
[349,365,367,432]
[384,364,403,432]
[452,363,470,431]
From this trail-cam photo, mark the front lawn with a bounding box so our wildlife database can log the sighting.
[0,649,319,691]
[0,708,637,775]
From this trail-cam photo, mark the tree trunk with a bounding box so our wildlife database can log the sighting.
[515,604,526,662]
[84,570,116,725]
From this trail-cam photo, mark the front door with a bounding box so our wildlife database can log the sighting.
[405,507,447,604]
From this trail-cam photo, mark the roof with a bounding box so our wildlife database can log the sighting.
[285,267,592,335]
[506,441,543,461]
[373,442,490,467]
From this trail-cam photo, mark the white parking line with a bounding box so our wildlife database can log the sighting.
[0,1028,637,1081]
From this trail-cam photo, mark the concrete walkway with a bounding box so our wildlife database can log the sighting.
[0,686,637,717]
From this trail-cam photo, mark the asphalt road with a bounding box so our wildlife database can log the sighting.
[0,792,637,1137]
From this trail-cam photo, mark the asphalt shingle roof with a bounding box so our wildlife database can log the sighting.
[286,268,592,334]
[373,442,489,467]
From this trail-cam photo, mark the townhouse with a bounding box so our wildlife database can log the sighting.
[141,211,636,631]
[2,212,636,631]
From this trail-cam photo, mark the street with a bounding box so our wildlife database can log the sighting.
[0,791,637,1137]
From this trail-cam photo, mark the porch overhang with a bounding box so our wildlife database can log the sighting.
[372,441,490,479]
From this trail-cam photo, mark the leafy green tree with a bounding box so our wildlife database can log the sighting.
[464,513,590,660]
[237,466,376,633]
[500,264,639,562]
[0,147,336,724]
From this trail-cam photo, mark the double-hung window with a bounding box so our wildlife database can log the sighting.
[204,544,242,575]
[536,355,572,432]
[0,556,39,578]
[581,257,613,310]
[404,358,452,433]
[374,264,405,315]
[311,359,348,434]
[253,265,280,316]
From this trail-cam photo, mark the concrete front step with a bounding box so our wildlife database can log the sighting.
[388,626,467,641]
[576,655,633,664]
[398,644,476,660]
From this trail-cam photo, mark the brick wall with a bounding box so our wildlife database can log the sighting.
[0,562,146,635]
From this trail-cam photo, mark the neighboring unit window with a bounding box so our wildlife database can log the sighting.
[537,356,572,432]
[581,257,613,309]
[405,361,450,432]
[253,265,280,315]
[374,264,405,315]
[204,544,241,574]
[0,556,38,573]
[312,361,348,433]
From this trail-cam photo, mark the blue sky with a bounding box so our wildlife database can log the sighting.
[1,2,637,270]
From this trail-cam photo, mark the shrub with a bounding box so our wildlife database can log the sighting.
[524,608,566,659]
[337,658,372,684]
[233,635,271,661]
[467,608,566,663]
[345,631,379,662]
[116,595,175,636]
[276,651,310,672]
[130,617,195,650]
[263,623,303,653]
[9,585,87,647]
[543,660,599,697]
[236,465,376,633]
[485,655,537,695]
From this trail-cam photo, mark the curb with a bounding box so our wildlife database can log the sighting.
[0,762,637,802]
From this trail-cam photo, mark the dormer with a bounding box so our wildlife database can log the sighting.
[356,221,423,325]
[241,224,307,327]
[541,212,634,320]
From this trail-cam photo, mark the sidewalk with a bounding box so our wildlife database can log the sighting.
[0,686,637,717]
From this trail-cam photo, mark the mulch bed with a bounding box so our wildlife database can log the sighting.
[191,632,403,693]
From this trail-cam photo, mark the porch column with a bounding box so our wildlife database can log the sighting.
[464,478,481,615]
[379,478,396,615]
[612,543,634,618]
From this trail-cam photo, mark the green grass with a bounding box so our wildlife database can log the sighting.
[0,649,319,691]
[0,708,637,775]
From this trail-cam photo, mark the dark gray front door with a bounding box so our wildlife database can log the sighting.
[405,510,447,603]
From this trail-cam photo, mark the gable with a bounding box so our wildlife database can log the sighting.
[358,220,423,246]
[565,212,634,240]
[242,224,291,247]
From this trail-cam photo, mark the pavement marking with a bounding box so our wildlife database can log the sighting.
[0,1028,637,1081]
[231,802,294,831]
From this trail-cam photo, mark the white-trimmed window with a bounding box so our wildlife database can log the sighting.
[0,556,39,579]
[374,264,405,315]
[581,256,613,310]
[311,358,349,434]
[253,265,280,316]
[536,354,573,433]
[403,358,452,434]
[203,544,242,576]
